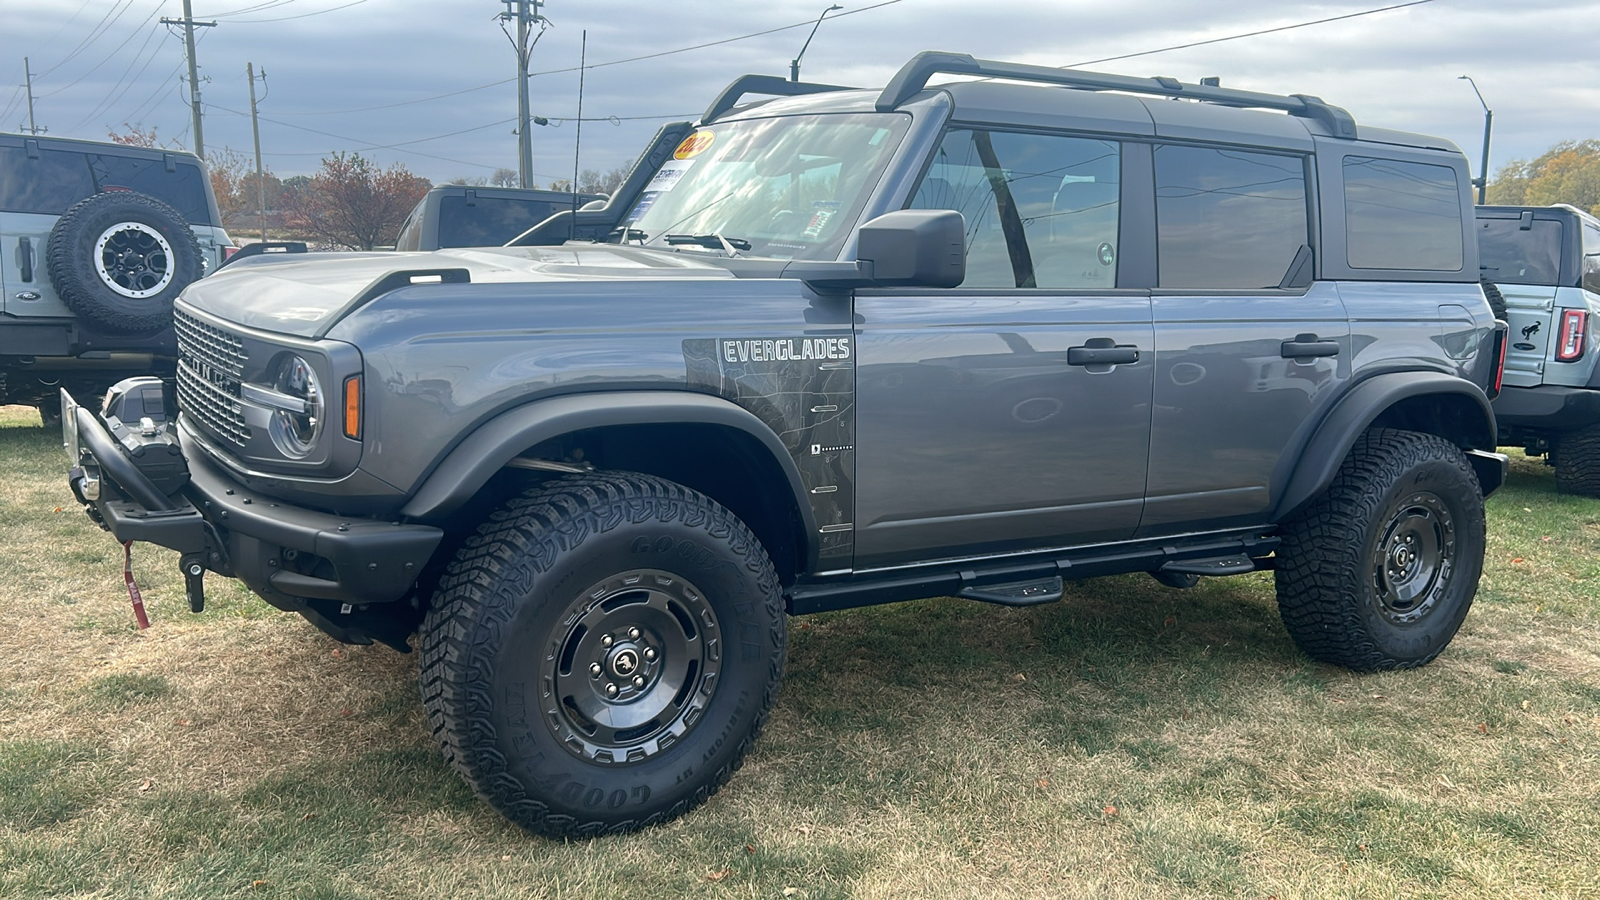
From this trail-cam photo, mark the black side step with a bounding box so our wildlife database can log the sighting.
[1158,554,1256,577]
[959,576,1063,607]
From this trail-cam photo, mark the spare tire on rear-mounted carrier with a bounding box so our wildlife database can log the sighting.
[45,191,204,335]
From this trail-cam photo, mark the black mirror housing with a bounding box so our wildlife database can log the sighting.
[856,209,966,288]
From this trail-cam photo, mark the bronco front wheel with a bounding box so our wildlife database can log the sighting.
[418,472,785,837]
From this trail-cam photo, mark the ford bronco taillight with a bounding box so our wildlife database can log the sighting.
[1555,309,1588,362]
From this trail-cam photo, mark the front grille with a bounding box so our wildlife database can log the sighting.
[174,310,246,379]
[174,310,250,448]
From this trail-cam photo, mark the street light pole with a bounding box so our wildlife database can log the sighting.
[791,5,843,83]
[1459,75,1492,205]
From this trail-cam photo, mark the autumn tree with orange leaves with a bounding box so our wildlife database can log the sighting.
[280,152,432,250]
[1489,139,1600,216]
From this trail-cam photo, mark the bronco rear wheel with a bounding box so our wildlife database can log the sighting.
[1275,428,1485,671]
[418,472,785,837]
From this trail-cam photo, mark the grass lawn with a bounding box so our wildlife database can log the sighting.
[3,403,1598,898]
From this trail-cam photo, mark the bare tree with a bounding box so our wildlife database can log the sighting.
[491,167,519,188]
[281,153,432,250]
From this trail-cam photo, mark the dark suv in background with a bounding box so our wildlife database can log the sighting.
[65,52,1504,839]
[0,133,231,419]
[394,185,605,251]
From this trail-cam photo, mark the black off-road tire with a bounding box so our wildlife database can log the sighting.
[1275,428,1485,672]
[46,191,203,334]
[418,472,786,838]
[1554,425,1600,497]
[1480,276,1508,321]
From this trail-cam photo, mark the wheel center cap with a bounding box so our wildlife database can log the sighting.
[610,647,641,678]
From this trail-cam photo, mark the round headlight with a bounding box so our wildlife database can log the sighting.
[268,354,323,458]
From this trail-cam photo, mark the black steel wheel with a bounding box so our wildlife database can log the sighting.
[1276,428,1485,671]
[541,568,723,765]
[419,472,785,837]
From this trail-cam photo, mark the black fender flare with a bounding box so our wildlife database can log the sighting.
[1272,371,1500,519]
[399,388,819,534]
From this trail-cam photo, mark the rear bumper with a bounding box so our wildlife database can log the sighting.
[1492,384,1600,434]
[65,390,442,607]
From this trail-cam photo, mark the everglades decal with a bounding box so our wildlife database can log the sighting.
[721,337,852,364]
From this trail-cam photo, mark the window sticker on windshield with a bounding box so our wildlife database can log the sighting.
[645,159,695,193]
[624,192,660,224]
[804,201,840,239]
[674,130,716,160]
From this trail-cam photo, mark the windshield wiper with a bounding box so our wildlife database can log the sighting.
[608,227,648,245]
[664,233,751,257]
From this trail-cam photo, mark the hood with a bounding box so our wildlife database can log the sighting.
[179,244,738,338]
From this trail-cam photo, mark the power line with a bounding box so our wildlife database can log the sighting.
[266,0,907,117]
[1066,0,1438,68]
[39,0,143,77]
[228,0,372,23]
[72,9,170,126]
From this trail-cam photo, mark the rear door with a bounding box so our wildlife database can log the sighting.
[853,126,1155,567]
[1140,142,1347,534]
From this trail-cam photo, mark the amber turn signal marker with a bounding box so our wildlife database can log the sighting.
[343,375,361,439]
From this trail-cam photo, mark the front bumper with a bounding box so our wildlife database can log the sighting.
[1492,384,1600,433]
[64,388,442,608]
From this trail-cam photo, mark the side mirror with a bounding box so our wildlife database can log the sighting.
[856,209,966,288]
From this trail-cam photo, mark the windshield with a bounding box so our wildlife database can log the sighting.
[617,112,911,260]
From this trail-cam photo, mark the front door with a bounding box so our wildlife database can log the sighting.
[853,127,1153,568]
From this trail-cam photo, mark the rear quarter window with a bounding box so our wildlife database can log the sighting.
[1343,156,1464,271]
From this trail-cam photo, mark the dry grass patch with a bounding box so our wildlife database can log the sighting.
[4,408,1600,898]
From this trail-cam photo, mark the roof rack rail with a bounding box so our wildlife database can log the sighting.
[702,74,855,123]
[876,51,1357,139]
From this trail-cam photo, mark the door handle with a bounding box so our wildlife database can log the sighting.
[1067,338,1139,367]
[1280,333,1339,359]
[18,236,34,283]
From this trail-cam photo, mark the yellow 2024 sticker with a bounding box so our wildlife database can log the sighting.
[674,130,716,160]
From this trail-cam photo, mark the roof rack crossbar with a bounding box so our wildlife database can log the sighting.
[876,51,1357,139]
[702,74,856,123]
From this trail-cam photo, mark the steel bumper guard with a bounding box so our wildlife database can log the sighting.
[63,388,442,609]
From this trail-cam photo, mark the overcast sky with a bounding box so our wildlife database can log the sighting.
[4,0,1597,187]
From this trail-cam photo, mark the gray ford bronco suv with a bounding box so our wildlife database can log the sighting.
[63,53,1507,838]
[1477,203,1600,495]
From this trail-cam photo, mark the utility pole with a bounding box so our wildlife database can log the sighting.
[499,0,545,188]
[21,57,44,134]
[247,63,267,242]
[161,1,216,159]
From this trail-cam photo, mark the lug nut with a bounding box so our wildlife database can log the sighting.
[627,627,641,640]
[632,675,645,688]
[604,683,618,697]
[601,634,614,648]
[644,648,656,661]
[589,662,602,677]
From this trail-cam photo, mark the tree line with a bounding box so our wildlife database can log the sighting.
[110,125,629,250]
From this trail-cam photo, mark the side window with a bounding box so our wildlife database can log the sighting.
[0,147,95,214]
[1154,145,1309,290]
[1585,223,1600,295]
[437,195,560,248]
[1343,156,1463,271]
[908,129,1119,289]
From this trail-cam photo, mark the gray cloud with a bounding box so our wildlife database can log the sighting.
[5,0,1596,185]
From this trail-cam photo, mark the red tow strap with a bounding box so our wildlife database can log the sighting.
[122,541,151,630]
